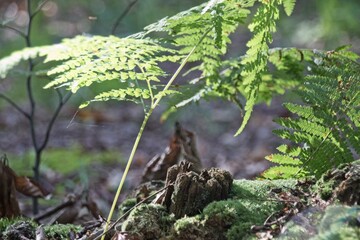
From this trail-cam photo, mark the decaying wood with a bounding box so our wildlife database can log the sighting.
[141,122,202,183]
[161,161,233,219]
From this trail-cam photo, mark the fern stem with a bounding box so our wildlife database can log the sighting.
[147,79,155,107]
[140,65,154,108]
[101,111,151,240]
[100,27,211,240]
[134,78,147,113]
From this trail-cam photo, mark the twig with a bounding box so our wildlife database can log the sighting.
[77,220,104,239]
[0,93,30,118]
[38,90,72,152]
[111,0,139,34]
[31,0,51,18]
[33,197,76,222]
[0,24,26,38]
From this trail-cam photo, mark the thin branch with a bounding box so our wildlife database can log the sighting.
[0,93,30,118]
[33,196,75,222]
[0,24,26,38]
[25,0,37,150]
[38,90,72,152]
[111,0,139,35]
[31,0,51,19]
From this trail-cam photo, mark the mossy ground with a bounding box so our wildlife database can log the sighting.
[120,178,359,239]
[1,176,358,239]
[0,217,81,240]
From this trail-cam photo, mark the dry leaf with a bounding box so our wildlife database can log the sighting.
[141,122,202,182]
[15,176,51,198]
[0,155,21,218]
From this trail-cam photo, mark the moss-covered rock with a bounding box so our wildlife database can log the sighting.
[280,205,360,240]
[121,204,175,239]
[2,221,36,240]
[0,217,81,240]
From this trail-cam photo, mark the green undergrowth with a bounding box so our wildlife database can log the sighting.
[6,145,123,176]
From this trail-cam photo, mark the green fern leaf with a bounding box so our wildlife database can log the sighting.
[262,166,304,180]
[236,1,282,135]
[265,154,301,165]
[80,88,151,107]
[282,0,296,16]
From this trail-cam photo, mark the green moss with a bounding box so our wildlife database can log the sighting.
[174,216,201,233]
[118,198,137,216]
[122,204,175,239]
[44,224,81,239]
[231,179,297,199]
[172,216,206,239]
[226,223,255,240]
[280,205,360,240]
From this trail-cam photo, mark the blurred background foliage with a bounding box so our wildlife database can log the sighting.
[1,0,360,56]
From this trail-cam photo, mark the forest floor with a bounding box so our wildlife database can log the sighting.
[0,96,289,214]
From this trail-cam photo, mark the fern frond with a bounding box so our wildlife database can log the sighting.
[235,1,282,135]
[43,36,175,93]
[264,49,360,179]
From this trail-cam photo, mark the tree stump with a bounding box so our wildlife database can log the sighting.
[161,161,233,219]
